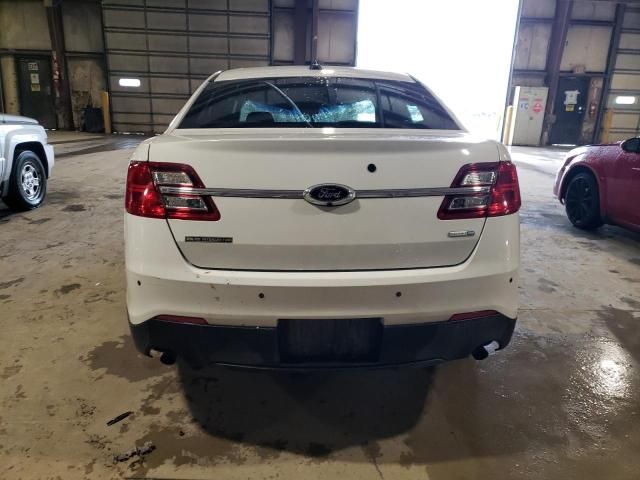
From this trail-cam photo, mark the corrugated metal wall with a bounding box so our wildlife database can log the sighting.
[103,0,358,134]
[606,5,640,142]
[103,0,272,134]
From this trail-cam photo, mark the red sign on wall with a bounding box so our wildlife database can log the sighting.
[532,102,543,114]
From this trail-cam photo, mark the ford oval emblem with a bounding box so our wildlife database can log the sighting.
[303,183,356,206]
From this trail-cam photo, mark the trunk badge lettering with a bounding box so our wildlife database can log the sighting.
[185,236,233,243]
[303,184,356,207]
[448,230,476,238]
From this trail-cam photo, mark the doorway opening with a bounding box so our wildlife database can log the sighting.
[357,0,520,139]
[16,56,57,129]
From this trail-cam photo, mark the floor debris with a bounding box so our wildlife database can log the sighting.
[112,442,155,463]
[106,411,133,426]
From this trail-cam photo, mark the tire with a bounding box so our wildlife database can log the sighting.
[3,150,47,211]
[564,172,603,230]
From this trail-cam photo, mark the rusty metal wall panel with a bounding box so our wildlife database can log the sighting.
[561,25,612,73]
[513,23,552,71]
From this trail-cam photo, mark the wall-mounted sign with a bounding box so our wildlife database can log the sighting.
[565,104,575,112]
[31,84,41,92]
[30,73,40,84]
[564,90,579,105]
[28,62,38,71]
[533,102,542,113]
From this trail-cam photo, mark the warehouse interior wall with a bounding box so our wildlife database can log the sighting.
[0,0,358,133]
[0,0,106,130]
[508,0,640,145]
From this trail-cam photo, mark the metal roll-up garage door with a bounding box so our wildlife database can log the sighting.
[606,5,640,142]
[102,0,271,134]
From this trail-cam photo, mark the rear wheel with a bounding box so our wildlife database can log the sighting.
[3,151,47,211]
[564,172,602,230]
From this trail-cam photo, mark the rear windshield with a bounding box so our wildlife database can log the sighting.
[179,77,460,130]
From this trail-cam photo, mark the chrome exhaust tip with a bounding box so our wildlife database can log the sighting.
[472,340,500,360]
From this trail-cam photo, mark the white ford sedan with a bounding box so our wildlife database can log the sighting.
[125,66,520,369]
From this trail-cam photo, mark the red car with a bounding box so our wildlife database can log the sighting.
[554,137,640,232]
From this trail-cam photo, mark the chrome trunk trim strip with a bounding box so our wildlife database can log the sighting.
[158,186,491,199]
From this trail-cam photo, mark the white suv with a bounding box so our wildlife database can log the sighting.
[1,114,54,210]
[125,66,520,369]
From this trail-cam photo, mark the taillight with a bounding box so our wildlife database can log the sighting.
[438,162,521,220]
[125,162,220,221]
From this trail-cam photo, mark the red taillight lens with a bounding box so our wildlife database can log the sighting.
[125,162,220,221]
[126,162,165,219]
[438,162,521,219]
[488,162,521,217]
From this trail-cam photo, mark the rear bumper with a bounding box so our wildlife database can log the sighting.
[126,214,520,327]
[130,314,517,369]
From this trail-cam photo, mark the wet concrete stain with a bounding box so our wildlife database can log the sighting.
[630,258,640,266]
[55,283,81,295]
[83,290,117,304]
[46,190,80,205]
[620,297,640,310]
[0,294,10,301]
[538,278,559,293]
[26,217,51,225]
[599,307,640,363]
[63,204,86,212]
[105,194,122,200]
[84,335,167,382]
[0,277,24,290]
[1,363,22,379]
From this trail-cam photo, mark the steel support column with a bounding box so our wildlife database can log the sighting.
[542,0,572,145]
[593,3,626,143]
[293,0,307,65]
[310,0,320,63]
[45,0,73,129]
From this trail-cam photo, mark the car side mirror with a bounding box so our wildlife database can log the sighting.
[621,137,640,153]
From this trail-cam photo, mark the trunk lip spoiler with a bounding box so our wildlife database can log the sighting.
[157,185,491,199]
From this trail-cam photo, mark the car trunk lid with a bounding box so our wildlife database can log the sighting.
[151,129,497,271]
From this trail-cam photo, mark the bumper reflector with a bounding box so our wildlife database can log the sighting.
[154,315,208,325]
[449,310,499,321]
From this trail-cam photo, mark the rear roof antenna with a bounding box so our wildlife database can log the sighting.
[309,60,322,70]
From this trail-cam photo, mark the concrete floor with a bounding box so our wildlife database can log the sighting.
[1,140,639,479]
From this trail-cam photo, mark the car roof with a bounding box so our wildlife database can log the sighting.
[214,66,416,83]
